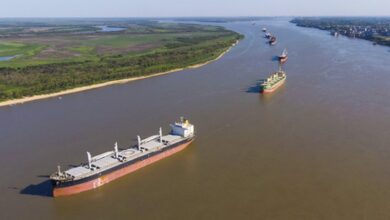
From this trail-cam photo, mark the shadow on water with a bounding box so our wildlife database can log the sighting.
[20,177,53,197]
[271,55,280,62]
[246,80,262,93]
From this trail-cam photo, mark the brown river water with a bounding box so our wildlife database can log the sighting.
[1,19,390,219]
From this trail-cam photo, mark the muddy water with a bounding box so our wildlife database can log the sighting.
[1,19,390,219]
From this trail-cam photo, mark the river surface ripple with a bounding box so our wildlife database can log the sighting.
[1,19,390,219]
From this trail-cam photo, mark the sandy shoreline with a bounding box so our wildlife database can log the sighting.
[0,40,238,107]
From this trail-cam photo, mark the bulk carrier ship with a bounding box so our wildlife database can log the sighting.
[50,118,195,197]
[260,65,286,93]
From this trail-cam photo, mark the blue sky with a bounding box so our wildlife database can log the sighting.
[1,0,389,17]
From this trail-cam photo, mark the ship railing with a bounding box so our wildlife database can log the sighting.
[139,135,160,145]
[51,172,73,181]
[91,151,115,162]
[173,121,190,128]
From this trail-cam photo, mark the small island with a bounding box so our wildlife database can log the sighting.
[291,17,390,47]
[0,18,242,104]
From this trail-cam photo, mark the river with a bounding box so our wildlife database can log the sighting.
[1,19,390,219]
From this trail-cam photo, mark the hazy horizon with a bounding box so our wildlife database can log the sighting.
[1,0,389,18]
[1,16,390,19]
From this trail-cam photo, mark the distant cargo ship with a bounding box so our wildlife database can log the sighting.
[269,36,277,45]
[260,66,286,93]
[278,48,288,64]
[50,118,195,197]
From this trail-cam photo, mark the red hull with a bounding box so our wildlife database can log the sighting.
[53,140,193,197]
[279,56,288,64]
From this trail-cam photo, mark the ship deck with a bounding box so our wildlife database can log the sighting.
[63,134,185,180]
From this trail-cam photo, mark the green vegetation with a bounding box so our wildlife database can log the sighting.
[0,19,242,101]
[0,42,42,57]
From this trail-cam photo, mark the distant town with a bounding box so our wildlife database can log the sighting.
[291,17,390,47]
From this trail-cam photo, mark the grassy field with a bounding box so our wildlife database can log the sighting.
[0,42,42,57]
[0,28,233,67]
[0,19,242,101]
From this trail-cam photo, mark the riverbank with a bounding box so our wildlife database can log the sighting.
[0,40,238,107]
[291,17,390,47]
